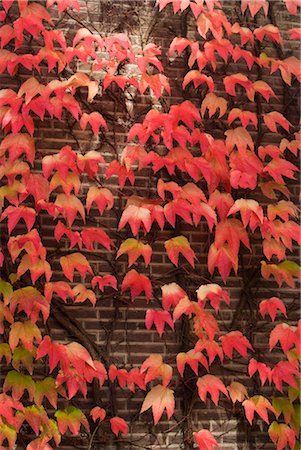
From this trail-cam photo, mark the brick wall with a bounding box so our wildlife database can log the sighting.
[0,0,300,449]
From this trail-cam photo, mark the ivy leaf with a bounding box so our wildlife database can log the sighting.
[269,323,298,352]
[227,382,248,403]
[121,269,152,302]
[165,236,196,267]
[86,186,114,214]
[220,331,253,359]
[90,406,106,422]
[60,253,93,281]
[161,282,187,310]
[34,377,57,409]
[1,205,36,234]
[110,417,128,436]
[243,395,276,424]
[55,407,89,436]
[145,310,174,336]
[197,375,229,405]
[9,320,42,352]
[194,429,220,450]
[81,228,113,251]
[259,297,287,322]
[117,239,152,267]
[268,422,296,450]
[176,349,208,377]
[201,93,227,118]
[4,370,35,401]
[140,354,172,387]
[248,359,272,386]
[91,275,117,291]
[261,260,300,288]
[140,384,175,425]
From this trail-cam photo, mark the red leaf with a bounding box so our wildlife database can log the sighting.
[197,375,229,405]
[79,112,107,135]
[259,297,287,322]
[91,275,117,291]
[145,310,174,336]
[90,406,106,422]
[81,228,112,251]
[248,359,272,386]
[194,429,220,450]
[110,417,128,436]
[161,282,187,310]
[1,205,36,234]
[121,269,152,302]
[220,331,253,359]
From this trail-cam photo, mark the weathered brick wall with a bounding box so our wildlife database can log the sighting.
[0,1,300,449]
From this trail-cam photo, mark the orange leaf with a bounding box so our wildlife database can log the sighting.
[140,384,174,425]
[60,253,93,282]
[165,236,196,267]
[243,395,275,424]
[197,374,229,405]
[117,238,152,267]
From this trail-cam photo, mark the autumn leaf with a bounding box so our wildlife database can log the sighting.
[268,422,296,450]
[183,70,214,91]
[165,235,196,267]
[241,0,269,17]
[259,297,287,322]
[9,320,42,352]
[86,186,114,214]
[3,370,35,402]
[34,377,57,409]
[81,228,112,251]
[176,349,208,377]
[243,395,276,424]
[90,406,106,422]
[271,361,299,392]
[118,203,152,236]
[248,359,272,386]
[110,417,128,436]
[72,284,97,306]
[117,239,152,267]
[140,384,175,424]
[201,93,227,118]
[60,253,93,281]
[263,111,290,132]
[140,354,172,387]
[55,407,89,436]
[261,260,300,288]
[195,339,224,365]
[44,281,74,302]
[196,283,230,312]
[121,269,152,302]
[194,429,220,450]
[0,133,35,165]
[161,282,187,310]
[91,274,117,291]
[1,205,36,234]
[227,382,248,403]
[269,323,298,353]
[145,309,174,336]
[220,331,253,359]
[79,111,107,135]
[197,375,229,405]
